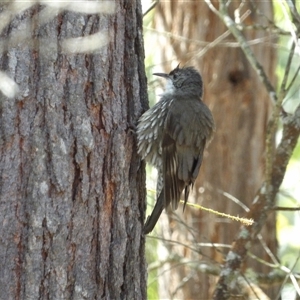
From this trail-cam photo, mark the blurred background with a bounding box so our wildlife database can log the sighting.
[141,1,300,299]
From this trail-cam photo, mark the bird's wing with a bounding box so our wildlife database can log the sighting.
[136,96,173,168]
[163,98,214,210]
[162,132,183,210]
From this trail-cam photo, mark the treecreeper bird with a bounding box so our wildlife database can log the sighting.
[137,65,215,234]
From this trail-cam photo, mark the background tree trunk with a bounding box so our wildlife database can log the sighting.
[0,2,147,299]
[150,1,277,298]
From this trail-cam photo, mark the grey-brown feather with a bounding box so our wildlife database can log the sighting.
[137,66,215,234]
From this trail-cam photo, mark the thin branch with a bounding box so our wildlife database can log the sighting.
[213,187,284,266]
[238,275,269,300]
[280,42,296,93]
[279,0,300,54]
[272,206,300,211]
[285,0,300,25]
[144,26,278,49]
[146,235,204,256]
[213,104,300,299]
[286,64,300,93]
[148,254,300,289]
[288,250,300,297]
[188,9,251,60]
[215,188,250,212]
[205,0,277,105]
[265,41,296,203]
[186,201,254,226]
[143,0,158,17]
[202,3,300,297]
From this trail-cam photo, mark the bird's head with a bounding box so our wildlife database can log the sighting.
[153,65,203,98]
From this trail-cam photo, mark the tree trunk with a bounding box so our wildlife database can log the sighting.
[0,2,147,299]
[150,1,277,298]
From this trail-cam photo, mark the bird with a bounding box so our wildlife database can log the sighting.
[137,65,215,234]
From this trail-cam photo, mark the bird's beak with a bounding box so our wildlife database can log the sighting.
[153,72,169,78]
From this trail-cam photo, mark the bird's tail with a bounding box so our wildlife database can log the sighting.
[143,190,164,234]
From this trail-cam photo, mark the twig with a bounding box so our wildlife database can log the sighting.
[143,1,158,17]
[272,206,300,211]
[144,25,277,49]
[189,9,251,60]
[286,64,300,93]
[212,104,300,299]
[182,201,254,226]
[205,0,277,105]
[278,0,300,54]
[265,41,296,203]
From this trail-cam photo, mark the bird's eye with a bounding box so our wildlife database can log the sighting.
[173,74,178,80]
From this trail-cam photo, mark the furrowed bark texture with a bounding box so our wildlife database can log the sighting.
[0,2,147,299]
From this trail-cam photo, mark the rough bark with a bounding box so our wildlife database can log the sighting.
[150,1,277,299]
[0,2,147,299]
